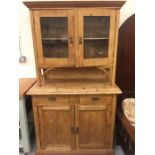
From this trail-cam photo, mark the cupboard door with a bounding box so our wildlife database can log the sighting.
[75,104,110,150]
[38,104,75,151]
[78,8,116,67]
[34,10,75,67]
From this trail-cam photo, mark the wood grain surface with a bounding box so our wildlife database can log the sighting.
[19,78,36,98]
[27,80,122,95]
[23,0,126,9]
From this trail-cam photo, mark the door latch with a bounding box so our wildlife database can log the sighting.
[71,127,79,134]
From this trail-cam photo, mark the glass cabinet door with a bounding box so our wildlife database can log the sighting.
[34,10,75,67]
[78,9,116,67]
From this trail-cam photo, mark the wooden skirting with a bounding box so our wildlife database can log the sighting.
[36,149,114,155]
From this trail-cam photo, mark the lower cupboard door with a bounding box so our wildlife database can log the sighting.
[75,105,109,150]
[38,105,75,151]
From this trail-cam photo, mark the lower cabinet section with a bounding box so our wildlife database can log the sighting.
[32,95,116,155]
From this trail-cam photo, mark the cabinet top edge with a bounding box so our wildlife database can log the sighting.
[23,0,126,9]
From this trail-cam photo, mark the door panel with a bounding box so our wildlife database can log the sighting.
[75,104,109,150]
[34,10,75,67]
[78,8,116,67]
[38,104,75,150]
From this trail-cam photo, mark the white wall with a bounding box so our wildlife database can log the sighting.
[19,0,135,78]
[19,2,36,78]
[120,0,135,26]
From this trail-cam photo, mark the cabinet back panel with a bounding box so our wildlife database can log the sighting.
[45,67,111,83]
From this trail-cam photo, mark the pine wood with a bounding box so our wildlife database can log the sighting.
[38,104,75,150]
[24,1,125,85]
[36,95,70,104]
[31,93,118,154]
[30,11,42,86]
[76,104,107,149]
[24,0,125,9]
[24,1,125,155]
[27,80,122,95]
[32,97,41,148]
[79,95,112,105]
[112,10,120,85]
[44,67,111,82]
[32,8,117,68]
[78,8,116,67]
[34,9,75,67]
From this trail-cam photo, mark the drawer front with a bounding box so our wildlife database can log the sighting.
[79,95,112,105]
[36,96,70,104]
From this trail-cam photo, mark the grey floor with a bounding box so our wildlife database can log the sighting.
[20,143,125,155]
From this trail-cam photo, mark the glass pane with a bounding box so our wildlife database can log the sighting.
[84,16,110,38]
[40,17,68,58]
[42,40,68,58]
[84,40,108,58]
[84,16,110,59]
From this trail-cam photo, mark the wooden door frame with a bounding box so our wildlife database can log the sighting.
[77,8,116,67]
[34,9,75,67]
[75,104,108,150]
[37,104,75,150]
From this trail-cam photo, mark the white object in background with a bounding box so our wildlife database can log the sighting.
[19,97,31,153]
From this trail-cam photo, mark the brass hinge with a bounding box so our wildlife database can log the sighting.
[71,127,79,134]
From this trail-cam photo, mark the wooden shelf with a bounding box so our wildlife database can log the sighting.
[42,38,68,41]
[84,38,109,40]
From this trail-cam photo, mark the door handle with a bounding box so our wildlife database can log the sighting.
[71,127,79,134]
[69,37,73,44]
[79,37,83,44]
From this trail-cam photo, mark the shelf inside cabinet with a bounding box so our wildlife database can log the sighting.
[42,40,68,58]
[42,38,68,41]
[84,39,109,58]
[84,38,109,40]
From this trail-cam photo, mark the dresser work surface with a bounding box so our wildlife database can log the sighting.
[27,80,122,95]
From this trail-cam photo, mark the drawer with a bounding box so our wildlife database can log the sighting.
[79,95,112,105]
[36,96,70,104]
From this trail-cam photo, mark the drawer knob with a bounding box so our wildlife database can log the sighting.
[91,96,100,101]
[48,97,56,101]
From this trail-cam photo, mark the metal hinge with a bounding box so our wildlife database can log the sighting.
[71,127,79,134]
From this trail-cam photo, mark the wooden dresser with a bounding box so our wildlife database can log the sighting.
[24,1,125,155]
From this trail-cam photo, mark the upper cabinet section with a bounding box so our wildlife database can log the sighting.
[24,0,125,68]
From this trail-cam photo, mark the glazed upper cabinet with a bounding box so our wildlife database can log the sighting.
[34,10,75,67]
[32,8,116,67]
[78,8,116,67]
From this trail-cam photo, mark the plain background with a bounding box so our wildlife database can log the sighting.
[0,0,155,155]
